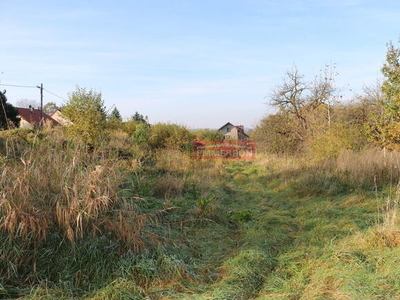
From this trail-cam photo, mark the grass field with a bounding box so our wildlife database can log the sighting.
[1,130,400,299]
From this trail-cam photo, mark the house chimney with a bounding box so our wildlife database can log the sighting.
[29,105,33,112]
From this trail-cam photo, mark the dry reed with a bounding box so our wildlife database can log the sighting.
[336,148,400,187]
[0,133,157,253]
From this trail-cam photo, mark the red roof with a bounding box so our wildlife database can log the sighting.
[17,107,59,126]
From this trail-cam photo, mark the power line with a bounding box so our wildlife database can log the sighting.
[0,83,37,89]
[43,88,68,102]
[0,83,68,102]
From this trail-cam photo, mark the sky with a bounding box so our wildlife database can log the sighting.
[1,0,400,129]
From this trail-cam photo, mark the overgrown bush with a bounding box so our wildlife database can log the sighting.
[192,128,224,141]
[252,113,304,155]
[0,131,161,287]
[147,123,194,151]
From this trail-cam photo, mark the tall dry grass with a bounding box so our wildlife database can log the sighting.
[151,148,226,200]
[0,138,120,243]
[337,148,400,188]
[155,149,192,173]
[256,147,400,191]
[255,153,308,174]
[0,131,163,283]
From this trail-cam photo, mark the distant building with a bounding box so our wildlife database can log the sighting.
[17,106,59,129]
[218,122,249,140]
[49,109,72,126]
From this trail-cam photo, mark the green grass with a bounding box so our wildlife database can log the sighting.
[161,157,400,300]
[2,131,400,299]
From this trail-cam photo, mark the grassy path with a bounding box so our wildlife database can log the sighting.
[11,159,400,299]
[158,160,399,299]
[156,162,294,299]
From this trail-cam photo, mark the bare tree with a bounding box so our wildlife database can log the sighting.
[270,67,308,129]
[361,79,385,106]
[270,65,336,131]
[308,64,337,108]
[16,98,40,109]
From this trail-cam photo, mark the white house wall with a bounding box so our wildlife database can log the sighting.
[19,119,34,129]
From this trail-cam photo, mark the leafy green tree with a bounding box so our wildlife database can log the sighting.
[131,111,148,124]
[110,107,122,120]
[366,40,400,148]
[382,41,400,104]
[62,86,107,145]
[107,107,123,130]
[0,90,20,129]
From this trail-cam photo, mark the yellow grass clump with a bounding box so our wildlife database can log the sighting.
[0,133,156,253]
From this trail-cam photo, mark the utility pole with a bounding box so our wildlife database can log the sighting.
[37,83,43,125]
[40,83,43,123]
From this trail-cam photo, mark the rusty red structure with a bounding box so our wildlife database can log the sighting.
[194,140,256,159]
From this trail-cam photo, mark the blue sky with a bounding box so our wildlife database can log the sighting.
[1,0,399,129]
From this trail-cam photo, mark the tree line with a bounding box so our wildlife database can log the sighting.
[252,40,400,159]
[3,38,400,158]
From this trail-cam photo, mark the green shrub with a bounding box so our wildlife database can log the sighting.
[148,123,194,151]
[62,86,107,145]
[307,122,363,161]
[192,128,224,141]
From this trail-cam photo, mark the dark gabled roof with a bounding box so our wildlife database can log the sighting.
[218,122,235,131]
[218,122,249,139]
[17,107,59,126]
